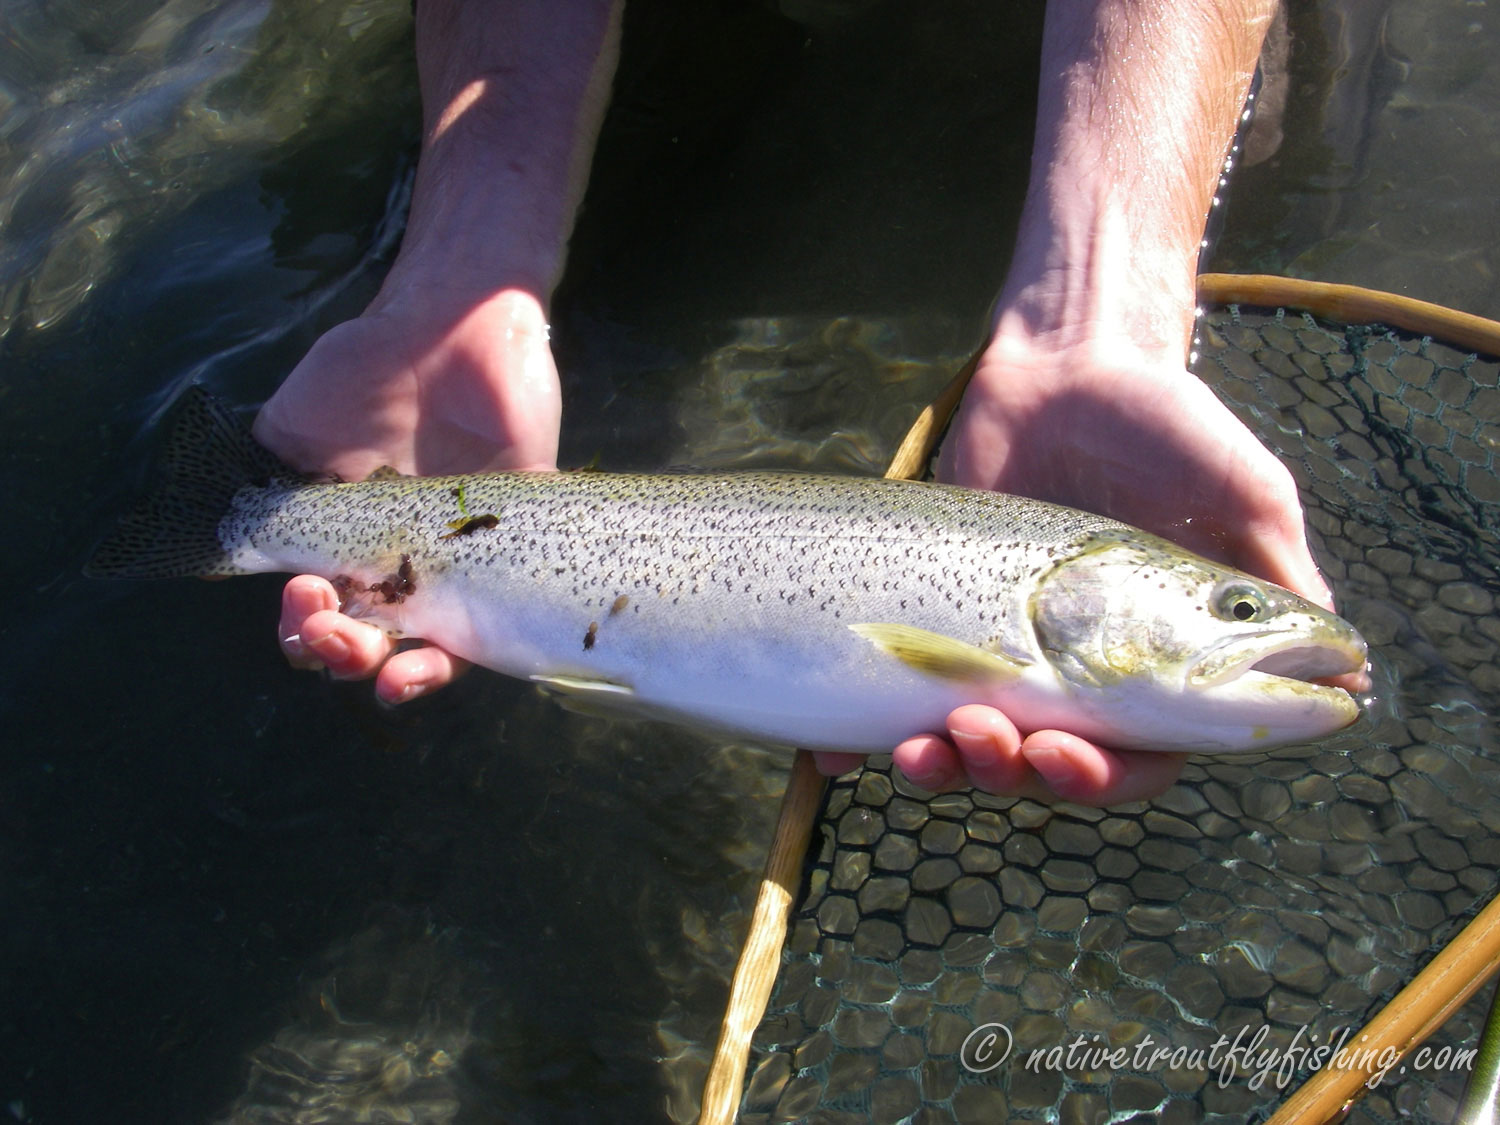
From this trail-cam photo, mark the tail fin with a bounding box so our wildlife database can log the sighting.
[88,388,297,579]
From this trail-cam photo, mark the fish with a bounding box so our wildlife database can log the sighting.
[89,389,1368,754]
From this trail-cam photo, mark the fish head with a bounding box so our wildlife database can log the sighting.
[1028,534,1368,752]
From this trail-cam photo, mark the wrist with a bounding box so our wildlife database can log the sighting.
[389,0,622,303]
[990,200,1199,369]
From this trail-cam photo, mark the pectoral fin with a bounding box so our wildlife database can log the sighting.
[530,673,638,719]
[849,623,1026,683]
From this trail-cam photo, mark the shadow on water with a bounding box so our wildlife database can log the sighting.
[4,0,1500,1122]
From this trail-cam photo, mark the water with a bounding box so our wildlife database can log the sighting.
[2,0,1497,1121]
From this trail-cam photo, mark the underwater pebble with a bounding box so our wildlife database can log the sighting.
[869,1076,920,1123]
[1059,1090,1110,1125]
[964,810,1008,844]
[837,806,886,845]
[886,797,930,832]
[879,1031,923,1071]
[929,793,974,819]
[942,933,992,969]
[1124,904,1184,937]
[992,912,1038,949]
[1240,780,1293,821]
[858,876,912,915]
[831,850,870,892]
[1036,896,1088,934]
[831,1008,890,1050]
[1215,947,1273,999]
[773,1074,824,1120]
[1087,882,1132,914]
[1029,938,1077,971]
[957,842,1002,875]
[911,858,962,893]
[816,895,859,936]
[874,833,920,872]
[744,1052,792,1109]
[1130,871,1190,902]
[898,949,943,987]
[1098,817,1145,847]
[946,877,1002,929]
[919,820,966,856]
[1040,858,1099,894]
[1165,962,1225,1020]
[903,898,953,947]
[951,1085,1009,1124]
[1003,832,1048,867]
[1095,847,1141,880]
[998,867,1046,909]
[1007,1060,1065,1110]
[844,960,899,1005]
[825,1053,879,1100]
[1043,819,1105,856]
[855,771,894,807]
[853,919,905,961]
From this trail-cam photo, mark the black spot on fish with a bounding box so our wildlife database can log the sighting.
[584,621,598,650]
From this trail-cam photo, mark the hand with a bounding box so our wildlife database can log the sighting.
[814,706,1187,806]
[841,330,1337,804]
[254,286,560,481]
[257,288,561,700]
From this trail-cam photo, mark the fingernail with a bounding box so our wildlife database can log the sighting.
[1024,744,1081,793]
[950,729,999,764]
[281,633,324,671]
[306,631,350,665]
[391,681,429,704]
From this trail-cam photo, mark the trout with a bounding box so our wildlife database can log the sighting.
[90,390,1367,754]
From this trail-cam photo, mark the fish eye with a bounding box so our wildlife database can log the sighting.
[1214,583,1267,623]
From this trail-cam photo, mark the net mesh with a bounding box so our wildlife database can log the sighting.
[741,304,1500,1124]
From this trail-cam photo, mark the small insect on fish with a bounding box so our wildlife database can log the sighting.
[88,389,1369,755]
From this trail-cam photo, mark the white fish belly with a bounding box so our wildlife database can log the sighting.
[436,577,1026,752]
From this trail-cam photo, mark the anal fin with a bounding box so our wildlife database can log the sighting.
[530,673,638,720]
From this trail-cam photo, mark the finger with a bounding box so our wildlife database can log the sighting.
[811,750,866,778]
[279,575,341,668]
[943,704,1032,794]
[1227,465,1337,611]
[1326,665,1373,695]
[298,608,398,680]
[890,734,970,793]
[374,645,472,704]
[1021,733,1186,806]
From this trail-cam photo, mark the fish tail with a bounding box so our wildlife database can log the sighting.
[88,388,296,579]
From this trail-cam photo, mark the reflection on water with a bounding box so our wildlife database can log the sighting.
[674,316,966,475]
[3,0,1499,1122]
[0,0,415,342]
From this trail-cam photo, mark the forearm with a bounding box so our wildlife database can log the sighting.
[999,0,1275,356]
[394,0,623,303]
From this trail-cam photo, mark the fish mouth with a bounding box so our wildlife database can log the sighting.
[1188,625,1368,702]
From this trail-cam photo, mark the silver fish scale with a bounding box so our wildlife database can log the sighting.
[226,472,1131,654]
[742,308,1500,1125]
